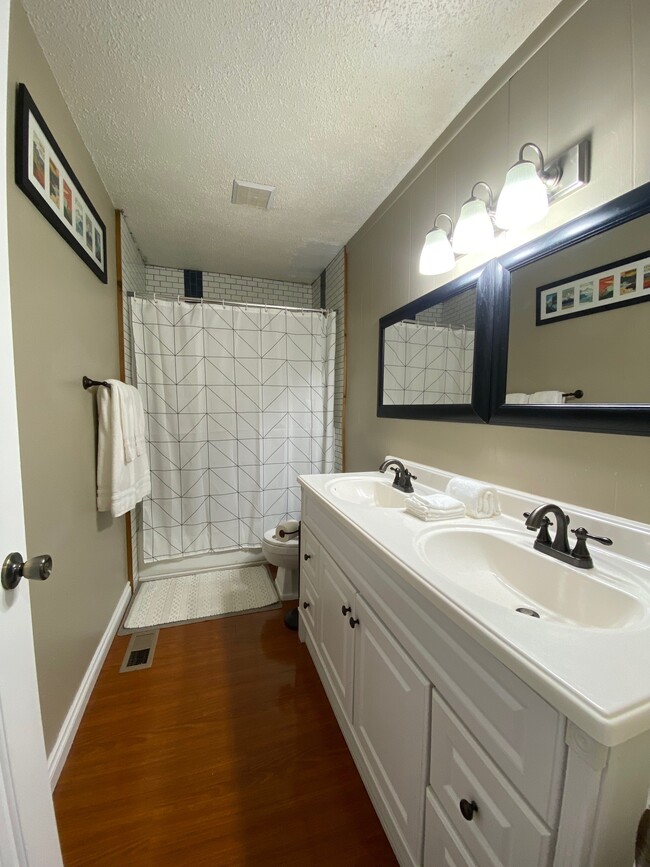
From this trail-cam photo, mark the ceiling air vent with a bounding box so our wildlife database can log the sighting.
[231,179,275,209]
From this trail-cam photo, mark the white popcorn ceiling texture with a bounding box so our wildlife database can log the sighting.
[23,0,562,283]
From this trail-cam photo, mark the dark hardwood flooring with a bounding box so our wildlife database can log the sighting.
[54,601,398,866]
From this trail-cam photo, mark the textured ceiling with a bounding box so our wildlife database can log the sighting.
[23,0,562,282]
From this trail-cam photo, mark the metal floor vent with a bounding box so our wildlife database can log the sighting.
[119,630,159,673]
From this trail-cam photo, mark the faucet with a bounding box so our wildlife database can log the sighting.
[379,459,417,494]
[524,504,612,569]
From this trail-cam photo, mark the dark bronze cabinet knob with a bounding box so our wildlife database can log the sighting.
[303,553,311,561]
[341,605,352,616]
[349,617,360,629]
[459,799,478,821]
[302,601,310,609]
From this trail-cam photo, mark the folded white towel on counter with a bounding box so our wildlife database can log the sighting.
[528,390,565,405]
[505,393,529,404]
[108,379,147,463]
[445,476,501,519]
[405,492,466,522]
[97,385,150,517]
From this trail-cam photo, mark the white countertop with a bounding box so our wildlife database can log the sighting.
[299,458,650,747]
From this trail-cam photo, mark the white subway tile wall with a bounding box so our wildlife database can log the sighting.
[145,265,312,308]
[324,249,346,471]
[119,214,147,587]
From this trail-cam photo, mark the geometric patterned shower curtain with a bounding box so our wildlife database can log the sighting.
[382,321,475,406]
[130,298,336,563]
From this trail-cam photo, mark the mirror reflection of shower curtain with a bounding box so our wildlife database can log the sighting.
[130,298,336,562]
[383,322,475,405]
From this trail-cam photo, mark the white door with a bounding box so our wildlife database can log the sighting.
[0,0,63,862]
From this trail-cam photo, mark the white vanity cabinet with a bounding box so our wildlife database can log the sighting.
[298,479,650,867]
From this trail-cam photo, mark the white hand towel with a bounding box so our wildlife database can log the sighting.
[108,380,147,463]
[445,477,501,519]
[97,386,150,517]
[405,493,466,521]
[505,393,529,404]
[529,390,565,405]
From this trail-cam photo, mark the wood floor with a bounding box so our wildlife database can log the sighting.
[54,601,398,866]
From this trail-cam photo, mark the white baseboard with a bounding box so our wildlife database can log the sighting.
[48,583,131,790]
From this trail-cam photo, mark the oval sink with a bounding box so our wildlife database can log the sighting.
[325,477,408,508]
[415,527,645,629]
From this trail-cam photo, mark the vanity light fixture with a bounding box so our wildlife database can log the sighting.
[453,182,496,254]
[419,214,455,275]
[495,142,558,230]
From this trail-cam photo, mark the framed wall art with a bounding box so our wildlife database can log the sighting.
[536,248,650,326]
[15,83,107,283]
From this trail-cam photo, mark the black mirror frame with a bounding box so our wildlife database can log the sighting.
[377,265,496,423]
[489,181,650,436]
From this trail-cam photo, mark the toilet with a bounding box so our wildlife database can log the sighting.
[262,527,300,600]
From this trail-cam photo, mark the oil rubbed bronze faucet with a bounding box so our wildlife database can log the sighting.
[379,459,417,494]
[524,503,612,569]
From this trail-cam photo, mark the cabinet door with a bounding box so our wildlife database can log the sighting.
[353,596,430,865]
[317,549,357,721]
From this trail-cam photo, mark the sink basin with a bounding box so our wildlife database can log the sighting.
[325,476,408,508]
[415,527,645,629]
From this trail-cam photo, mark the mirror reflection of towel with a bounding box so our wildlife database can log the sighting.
[529,390,565,404]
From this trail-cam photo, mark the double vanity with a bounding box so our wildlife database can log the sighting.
[298,458,650,867]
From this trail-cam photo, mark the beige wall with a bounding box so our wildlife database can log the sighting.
[7,1,126,753]
[347,0,650,524]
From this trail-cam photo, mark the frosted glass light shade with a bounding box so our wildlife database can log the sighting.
[452,198,494,254]
[419,228,455,275]
[495,160,549,229]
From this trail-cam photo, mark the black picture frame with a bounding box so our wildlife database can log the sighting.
[377,264,495,424]
[535,248,650,327]
[489,181,650,436]
[15,83,108,284]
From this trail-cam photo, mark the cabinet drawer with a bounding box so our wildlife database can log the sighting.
[431,618,565,824]
[299,572,318,644]
[424,788,477,867]
[430,691,553,867]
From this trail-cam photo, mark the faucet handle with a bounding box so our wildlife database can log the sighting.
[571,527,613,560]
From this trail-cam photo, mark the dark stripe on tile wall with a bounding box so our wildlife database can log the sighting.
[320,270,326,308]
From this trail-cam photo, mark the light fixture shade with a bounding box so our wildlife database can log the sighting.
[419,228,455,275]
[452,198,494,254]
[495,160,549,229]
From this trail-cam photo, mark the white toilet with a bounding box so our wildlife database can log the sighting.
[262,527,300,600]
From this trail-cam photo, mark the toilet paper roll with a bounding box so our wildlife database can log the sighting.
[276,519,300,539]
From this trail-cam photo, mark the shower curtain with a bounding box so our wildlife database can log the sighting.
[130,298,336,563]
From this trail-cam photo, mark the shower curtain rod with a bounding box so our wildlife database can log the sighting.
[176,296,329,314]
[128,291,328,315]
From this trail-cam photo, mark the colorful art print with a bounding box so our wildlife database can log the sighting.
[579,282,594,304]
[32,130,45,187]
[62,180,72,224]
[48,158,60,207]
[15,83,107,283]
[561,287,574,309]
[620,268,637,295]
[536,248,650,326]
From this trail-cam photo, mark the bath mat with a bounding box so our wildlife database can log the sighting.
[120,565,281,633]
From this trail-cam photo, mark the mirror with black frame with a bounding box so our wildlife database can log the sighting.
[378,267,494,423]
[489,181,650,435]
